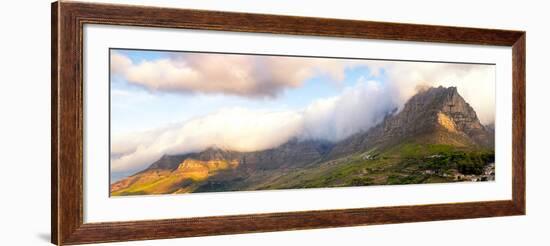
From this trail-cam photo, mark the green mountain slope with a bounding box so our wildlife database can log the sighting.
[255,133,494,190]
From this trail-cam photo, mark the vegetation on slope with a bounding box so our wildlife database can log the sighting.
[255,141,494,190]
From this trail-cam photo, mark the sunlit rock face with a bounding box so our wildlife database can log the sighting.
[328,86,494,158]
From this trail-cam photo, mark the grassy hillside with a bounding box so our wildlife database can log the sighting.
[111,135,494,196]
[111,159,239,196]
[253,140,494,190]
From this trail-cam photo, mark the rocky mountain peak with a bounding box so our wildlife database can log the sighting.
[387,86,487,139]
[418,86,492,147]
[328,86,493,157]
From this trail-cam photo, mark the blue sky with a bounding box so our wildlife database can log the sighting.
[110,49,387,134]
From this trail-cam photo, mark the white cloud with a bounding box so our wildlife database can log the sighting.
[300,78,398,141]
[111,80,398,173]
[111,108,304,173]
[111,51,352,98]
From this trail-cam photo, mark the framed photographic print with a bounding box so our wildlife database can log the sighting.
[52,1,525,245]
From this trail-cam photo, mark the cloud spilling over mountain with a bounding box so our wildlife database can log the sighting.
[300,78,397,141]
[111,79,397,173]
[110,51,495,175]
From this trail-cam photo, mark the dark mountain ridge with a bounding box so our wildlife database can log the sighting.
[142,138,335,173]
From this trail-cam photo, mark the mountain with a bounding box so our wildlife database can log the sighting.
[143,139,334,172]
[111,86,495,196]
[328,86,494,157]
[111,140,334,195]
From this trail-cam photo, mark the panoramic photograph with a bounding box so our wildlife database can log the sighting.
[109,49,496,196]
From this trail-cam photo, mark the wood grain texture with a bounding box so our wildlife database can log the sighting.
[51,1,526,245]
[52,1,85,244]
[51,2,59,244]
[63,201,519,245]
[65,1,524,46]
[512,34,526,213]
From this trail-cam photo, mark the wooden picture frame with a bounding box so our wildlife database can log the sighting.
[52,1,525,245]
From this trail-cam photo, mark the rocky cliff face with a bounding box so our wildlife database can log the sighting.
[437,87,493,147]
[378,86,492,145]
[328,86,494,157]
